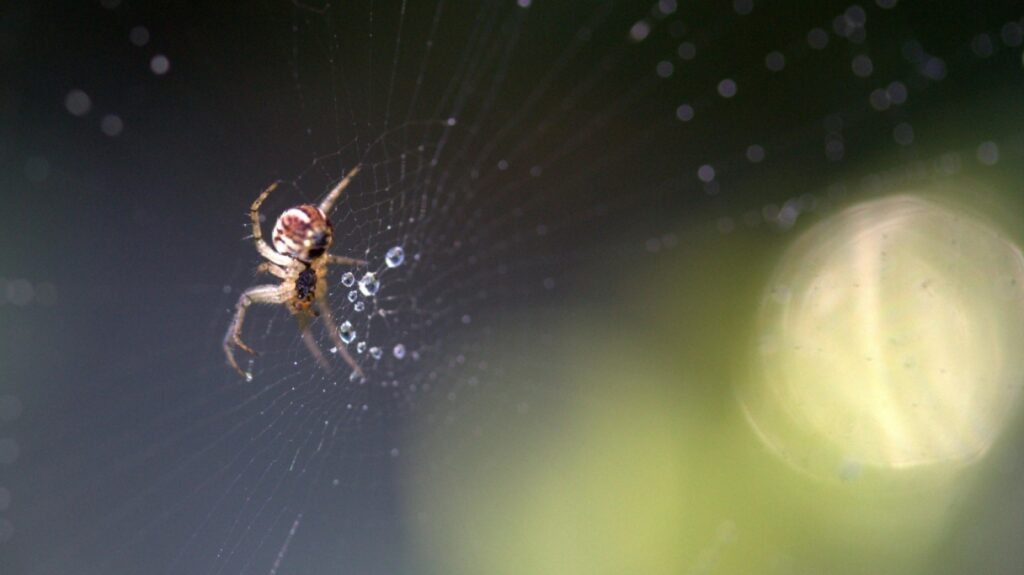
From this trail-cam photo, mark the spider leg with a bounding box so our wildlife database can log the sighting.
[251,182,292,266]
[293,311,333,373]
[256,262,289,278]
[327,254,368,267]
[317,164,362,214]
[315,292,365,379]
[224,284,287,378]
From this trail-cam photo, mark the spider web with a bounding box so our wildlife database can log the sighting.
[5,1,1024,574]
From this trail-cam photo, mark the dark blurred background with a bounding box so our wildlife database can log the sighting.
[3,1,1024,574]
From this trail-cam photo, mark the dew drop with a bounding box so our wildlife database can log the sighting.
[339,321,356,344]
[369,346,382,359]
[677,41,696,60]
[354,301,365,312]
[746,144,766,163]
[977,141,1000,165]
[765,51,785,71]
[807,28,829,50]
[150,54,170,75]
[341,272,355,287]
[358,272,380,296]
[629,20,651,42]
[717,78,737,98]
[129,25,150,47]
[100,114,123,136]
[347,290,359,302]
[385,246,405,268]
[851,54,874,77]
[393,343,406,359]
[64,89,92,116]
[357,341,367,354]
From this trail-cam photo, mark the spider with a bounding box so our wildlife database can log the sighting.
[223,165,366,380]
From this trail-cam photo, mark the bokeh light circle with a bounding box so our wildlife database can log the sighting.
[742,195,1024,478]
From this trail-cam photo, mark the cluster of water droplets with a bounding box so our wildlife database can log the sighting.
[336,245,409,367]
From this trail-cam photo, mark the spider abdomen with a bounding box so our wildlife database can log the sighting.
[295,267,317,303]
[272,205,334,262]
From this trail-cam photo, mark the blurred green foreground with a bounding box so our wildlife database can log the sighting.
[404,186,1024,575]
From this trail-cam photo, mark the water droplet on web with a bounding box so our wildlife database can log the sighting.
[341,272,355,287]
[977,141,1000,165]
[677,41,696,60]
[807,28,829,50]
[357,341,367,354]
[893,122,914,146]
[354,301,365,312]
[129,25,150,47]
[629,20,651,42]
[150,54,171,75]
[393,343,406,359]
[358,272,380,296]
[245,372,253,382]
[100,114,124,136]
[339,321,356,344]
[385,246,405,268]
[347,290,358,302]
[887,81,908,104]
[717,78,737,98]
[65,89,91,116]
[369,346,382,359]
[851,54,874,77]
[746,144,765,163]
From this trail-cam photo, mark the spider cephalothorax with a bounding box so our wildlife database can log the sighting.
[223,165,366,380]
[272,205,334,262]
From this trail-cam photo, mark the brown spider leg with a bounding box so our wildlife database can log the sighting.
[256,262,289,278]
[293,310,332,373]
[317,164,362,214]
[224,284,288,378]
[315,291,365,379]
[251,182,292,267]
[327,254,368,266]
